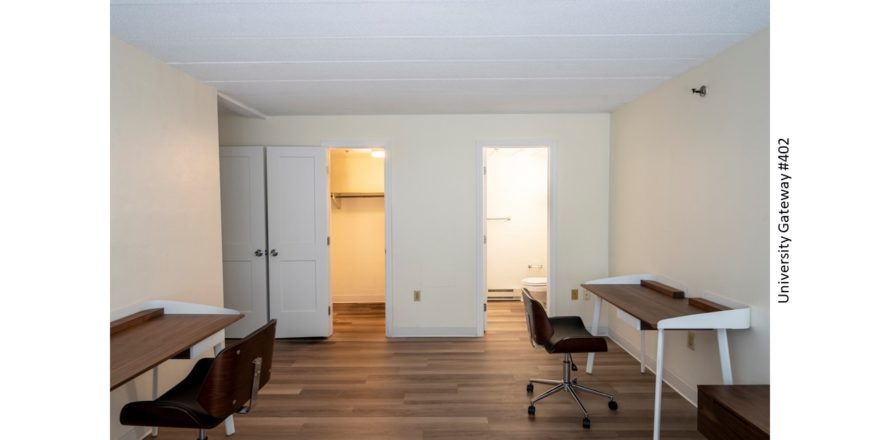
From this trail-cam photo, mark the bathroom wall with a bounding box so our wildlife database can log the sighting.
[330,149,385,303]
[486,147,548,296]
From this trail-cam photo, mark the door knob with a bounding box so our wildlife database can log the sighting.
[270,249,279,257]
[254,249,264,257]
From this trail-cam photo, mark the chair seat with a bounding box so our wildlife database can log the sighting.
[120,358,226,429]
[544,316,608,354]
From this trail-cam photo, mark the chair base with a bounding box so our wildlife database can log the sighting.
[527,353,616,427]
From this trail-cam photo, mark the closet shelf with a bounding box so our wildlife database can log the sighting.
[331,192,384,198]
[331,192,384,209]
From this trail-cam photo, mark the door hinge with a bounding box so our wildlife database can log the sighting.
[484,303,487,312]
[327,236,331,246]
[483,166,486,175]
[328,305,331,315]
[483,235,486,244]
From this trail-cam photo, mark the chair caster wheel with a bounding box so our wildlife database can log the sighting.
[582,417,591,429]
[608,400,618,410]
[526,383,534,393]
[571,363,578,371]
[572,378,578,384]
[527,405,536,416]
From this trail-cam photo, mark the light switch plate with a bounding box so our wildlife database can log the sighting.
[414,290,421,302]
[571,289,578,300]
[687,331,695,350]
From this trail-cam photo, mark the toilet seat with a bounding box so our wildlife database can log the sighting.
[522,277,547,293]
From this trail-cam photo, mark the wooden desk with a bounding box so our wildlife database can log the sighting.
[583,283,711,330]
[698,385,769,440]
[581,274,751,440]
[110,300,244,435]
[111,310,243,390]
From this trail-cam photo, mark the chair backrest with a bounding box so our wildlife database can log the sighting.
[522,291,554,347]
[197,319,277,417]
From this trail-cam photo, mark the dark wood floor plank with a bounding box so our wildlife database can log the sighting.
[147,301,704,439]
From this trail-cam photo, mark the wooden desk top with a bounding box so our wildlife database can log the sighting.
[110,312,243,390]
[698,385,769,439]
[581,283,709,330]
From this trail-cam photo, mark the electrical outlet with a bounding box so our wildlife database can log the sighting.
[571,289,578,300]
[414,290,421,302]
[687,331,695,351]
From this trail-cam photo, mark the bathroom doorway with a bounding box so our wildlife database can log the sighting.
[477,144,552,333]
[328,146,387,336]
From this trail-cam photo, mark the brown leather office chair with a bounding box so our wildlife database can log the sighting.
[522,291,617,429]
[120,319,277,440]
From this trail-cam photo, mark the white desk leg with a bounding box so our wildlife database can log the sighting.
[214,342,236,436]
[640,331,646,374]
[717,329,733,385]
[151,367,159,437]
[586,297,603,374]
[652,330,665,440]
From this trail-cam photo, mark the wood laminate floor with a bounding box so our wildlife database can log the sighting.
[155,302,703,439]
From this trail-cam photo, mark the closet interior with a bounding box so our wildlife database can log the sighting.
[329,148,386,328]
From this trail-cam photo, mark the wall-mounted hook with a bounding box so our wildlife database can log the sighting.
[691,85,707,97]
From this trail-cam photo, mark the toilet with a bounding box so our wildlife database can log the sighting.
[521,277,548,306]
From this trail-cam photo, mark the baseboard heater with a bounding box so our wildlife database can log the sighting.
[487,288,518,300]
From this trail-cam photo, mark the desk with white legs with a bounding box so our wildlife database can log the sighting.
[581,275,750,440]
[111,300,244,436]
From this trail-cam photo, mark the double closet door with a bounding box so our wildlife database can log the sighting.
[220,146,332,338]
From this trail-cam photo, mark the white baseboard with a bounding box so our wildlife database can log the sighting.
[333,296,385,304]
[591,325,610,336]
[391,326,479,337]
[117,426,150,440]
[605,327,698,406]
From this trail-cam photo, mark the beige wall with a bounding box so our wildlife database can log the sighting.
[609,30,769,402]
[220,114,610,335]
[330,149,386,303]
[110,37,222,440]
[330,148,385,193]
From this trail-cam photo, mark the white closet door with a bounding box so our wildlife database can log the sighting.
[220,146,269,338]
[266,147,332,337]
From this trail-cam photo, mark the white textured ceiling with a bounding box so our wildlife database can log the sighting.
[110,0,769,116]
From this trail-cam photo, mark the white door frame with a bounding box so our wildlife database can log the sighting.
[322,140,393,337]
[476,140,557,334]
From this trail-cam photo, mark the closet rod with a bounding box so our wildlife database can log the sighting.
[331,192,384,198]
